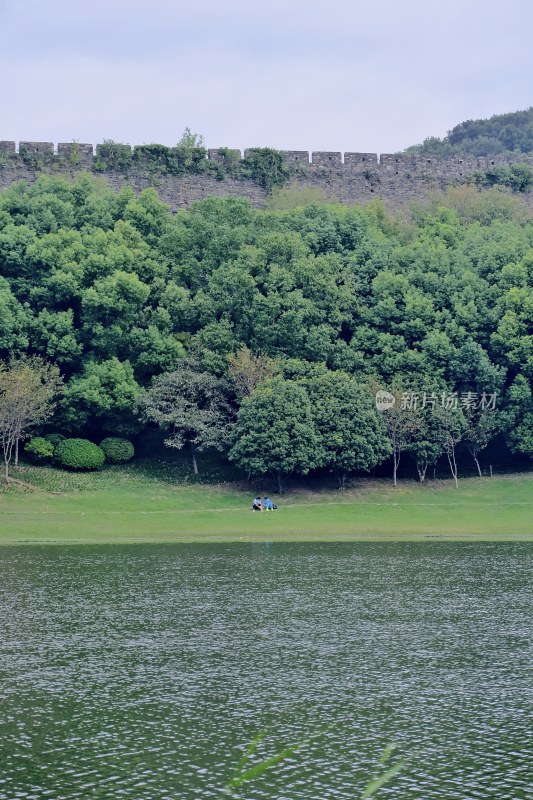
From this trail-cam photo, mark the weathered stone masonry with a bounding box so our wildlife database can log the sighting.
[1,141,532,211]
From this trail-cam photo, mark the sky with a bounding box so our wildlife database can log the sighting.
[1,0,532,155]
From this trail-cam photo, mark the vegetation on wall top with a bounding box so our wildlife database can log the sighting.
[92,131,292,189]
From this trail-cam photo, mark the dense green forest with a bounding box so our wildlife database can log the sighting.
[1,175,533,486]
[404,107,533,157]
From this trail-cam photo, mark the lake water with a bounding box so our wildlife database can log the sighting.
[0,542,531,799]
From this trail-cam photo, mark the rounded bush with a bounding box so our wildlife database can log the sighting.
[55,438,105,470]
[25,436,55,462]
[45,433,65,450]
[99,437,135,464]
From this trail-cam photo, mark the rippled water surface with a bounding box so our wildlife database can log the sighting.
[0,542,531,799]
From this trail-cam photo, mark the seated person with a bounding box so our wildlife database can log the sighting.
[252,496,263,512]
[263,496,274,510]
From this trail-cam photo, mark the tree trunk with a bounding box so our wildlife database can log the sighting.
[452,448,459,489]
[190,443,198,475]
[417,463,427,482]
[338,473,346,490]
[472,452,482,478]
[3,435,14,482]
[393,448,400,487]
[447,448,459,489]
[14,438,19,467]
[276,470,284,495]
[4,447,11,482]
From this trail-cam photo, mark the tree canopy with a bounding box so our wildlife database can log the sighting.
[0,173,532,483]
[404,107,533,157]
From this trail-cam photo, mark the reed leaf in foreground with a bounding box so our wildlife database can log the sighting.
[361,743,406,798]
[222,732,405,798]
[222,729,328,795]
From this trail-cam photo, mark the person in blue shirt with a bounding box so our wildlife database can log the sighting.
[263,496,274,511]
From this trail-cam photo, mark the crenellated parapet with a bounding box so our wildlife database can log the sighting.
[1,140,532,211]
[1,140,532,171]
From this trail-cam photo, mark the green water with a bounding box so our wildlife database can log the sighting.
[0,542,531,799]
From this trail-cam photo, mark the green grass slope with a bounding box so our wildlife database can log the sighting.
[0,464,532,544]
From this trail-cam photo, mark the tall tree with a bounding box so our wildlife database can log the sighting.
[0,357,62,481]
[303,369,391,488]
[407,413,445,482]
[138,362,233,474]
[404,380,448,482]
[501,374,533,457]
[376,387,420,487]
[464,407,499,477]
[229,377,319,493]
[435,405,468,488]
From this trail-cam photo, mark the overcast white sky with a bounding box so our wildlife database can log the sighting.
[1,0,532,154]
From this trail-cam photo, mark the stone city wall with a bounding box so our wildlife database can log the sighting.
[1,141,532,211]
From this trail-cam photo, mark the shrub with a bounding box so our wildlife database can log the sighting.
[45,433,65,450]
[99,437,135,464]
[473,162,533,192]
[25,436,55,462]
[241,148,289,190]
[93,140,132,173]
[133,144,179,174]
[55,438,105,470]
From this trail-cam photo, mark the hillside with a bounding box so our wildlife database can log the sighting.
[1,174,533,489]
[404,107,533,157]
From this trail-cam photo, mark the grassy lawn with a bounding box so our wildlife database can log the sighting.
[0,461,532,544]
